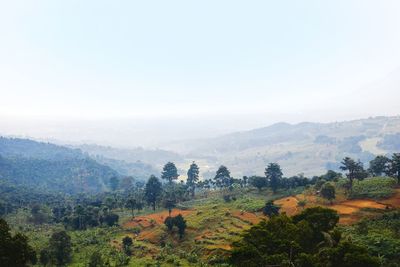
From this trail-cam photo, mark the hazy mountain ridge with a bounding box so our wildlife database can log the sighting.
[163,116,400,178]
[77,144,183,168]
[0,137,154,193]
[0,137,84,161]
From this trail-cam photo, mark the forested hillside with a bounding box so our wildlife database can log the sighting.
[0,138,121,194]
[0,155,117,194]
[0,137,163,193]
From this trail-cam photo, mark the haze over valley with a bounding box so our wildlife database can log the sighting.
[1,1,400,266]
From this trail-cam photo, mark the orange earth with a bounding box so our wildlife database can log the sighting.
[119,189,400,257]
[277,189,400,224]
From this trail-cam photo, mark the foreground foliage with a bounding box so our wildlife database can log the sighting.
[230,207,380,267]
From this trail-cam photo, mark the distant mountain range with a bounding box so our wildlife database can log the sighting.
[0,137,158,194]
[161,116,400,178]
[1,116,400,189]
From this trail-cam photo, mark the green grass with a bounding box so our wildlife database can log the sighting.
[350,177,396,200]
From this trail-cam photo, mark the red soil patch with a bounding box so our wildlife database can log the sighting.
[329,204,358,215]
[122,209,194,244]
[123,209,194,229]
[138,228,162,243]
[274,192,400,225]
[206,244,232,251]
[341,199,386,209]
[338,215,359,225]
[275,196,300,216]
[231,210,262,225]
[380,188,400,208]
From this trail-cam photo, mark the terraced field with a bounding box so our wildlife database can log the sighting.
[115,187,400,264]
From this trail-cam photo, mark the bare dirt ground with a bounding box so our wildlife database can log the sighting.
[123,209,194,243]
[277,190,400,224]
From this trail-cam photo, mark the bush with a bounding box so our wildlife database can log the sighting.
[350,177,396,199]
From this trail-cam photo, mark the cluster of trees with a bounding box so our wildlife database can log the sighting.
[230,207,380,267]
[340,154,400,188]
[0,218,36,266]
[0,218,73,267]
[38,231,73,266]
[309,153,400,203]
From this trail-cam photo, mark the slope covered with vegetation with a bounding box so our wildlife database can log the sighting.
[2,152,400,266]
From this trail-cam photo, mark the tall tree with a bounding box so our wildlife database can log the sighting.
[320,183,336,204]
[369,155,390,176]
[161,162,179,184]
[122,236,133,256]
[186,161,199,197]
[145,175,163,211]
[265,163,283,193]
[249,176,268,192]
[340,157,366,191]
[0,218,36,267]
[125,198,137,217]
[214,165,232,188]
[174,214,187,239]
[389,153,400,184]
[163,183,179,216]
[49,230,72,266]
[262,200,280,218]
[39,249,50,267]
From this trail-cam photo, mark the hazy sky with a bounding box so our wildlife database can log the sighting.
[1,1,400,145]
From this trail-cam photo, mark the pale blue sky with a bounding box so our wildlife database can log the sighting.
[1,0,400,123]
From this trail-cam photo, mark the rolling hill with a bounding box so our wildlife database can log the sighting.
[0,137,156,194]
[161,116,400,178]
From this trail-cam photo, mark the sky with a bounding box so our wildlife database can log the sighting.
[0,1,400,146]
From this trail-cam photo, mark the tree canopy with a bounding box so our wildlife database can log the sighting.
[161,162,179,183]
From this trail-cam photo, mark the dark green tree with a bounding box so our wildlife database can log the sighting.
[49,230,72,266]
[174,214,187,239]
[145,175,163,211]
[88,251,104,267]
[186,161,199,197]
[214,165,232,188]
[29,204,48,224]
[369,155,390,176]
[109,176,119,191]
[164,216,174,231]
[389,153,400,184]
[262,200,280,218]
[101,213,119,226]
[340,157,366,191]
[230,208,344,267]
[265,163,283,193]
[323,170,342,181]
[39,249,50,266]
[320,183,336,204]
[319,241,380,267]
[293,207,339,246]
[161,162,179,184]
[230,214,313,267]
[122,236,133,256]
[0,218,36,267]
[249,176,268,192]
